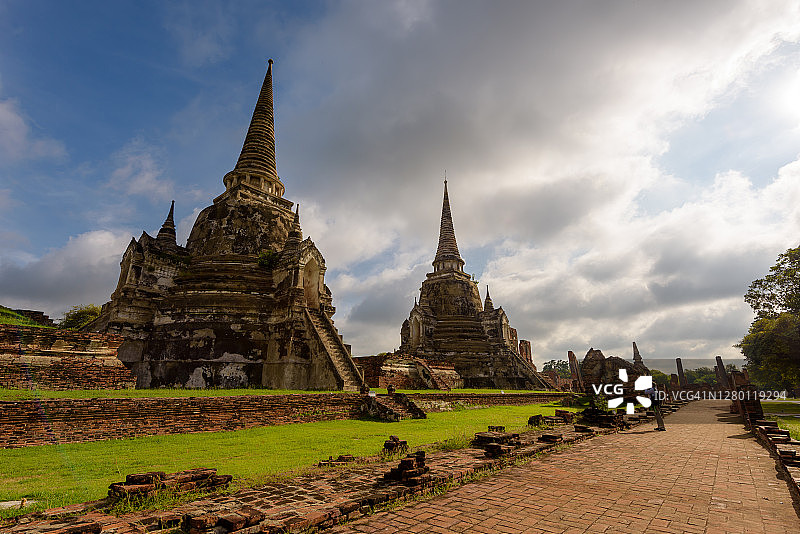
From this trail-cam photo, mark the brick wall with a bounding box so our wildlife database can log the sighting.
[377,363,425,389]
[0,324,123,355]
[12,309,56,327]
[354,355,464,390]
[0,356,136,390]
[0,324,134,390]
[354,355,428,389]
[0,391,575,448]
[353,355,385,388]
[409,391,573,412]
[0,394,365,448]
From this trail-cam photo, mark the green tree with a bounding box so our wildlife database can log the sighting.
[738,313,800,391]
[745,246,800,319]
[542,359,571,378]
[650,369,670,387]
[60,304,101,330]
[683,367,717,385]
[739,246,800,391]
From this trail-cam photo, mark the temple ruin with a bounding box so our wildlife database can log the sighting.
[396,182,551,390]
[89,60,364,391]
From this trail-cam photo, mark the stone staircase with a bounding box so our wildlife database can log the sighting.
[432,317,491,352]
[510,351,554,390]
[362,394,427,422]
[306,309,364,392]
[379,394,426,420]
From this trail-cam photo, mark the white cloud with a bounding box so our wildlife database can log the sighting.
[263,1,800,361]
[162,1,236,67]
[483,154,800,366]
[108,140,174,202]
[297,199,404,268]
[177,207,202,246]
[0,230,131,319]
[7,1,800,368]
[0,96,65,164]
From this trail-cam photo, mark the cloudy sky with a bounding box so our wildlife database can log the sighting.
[2,1,800,368]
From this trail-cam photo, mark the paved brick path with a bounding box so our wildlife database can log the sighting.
[333,400,800,534]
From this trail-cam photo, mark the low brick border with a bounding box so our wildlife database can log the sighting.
[409,391,574,412]
[752,424,800,504]
[0,394,365,448]
[5,402,689,534]
[0,391,575,448]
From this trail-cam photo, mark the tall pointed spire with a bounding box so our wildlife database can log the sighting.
[632,341,642,364]
[433,180,465,272]
[484,285,494,311]
[164,200,175,228]
[292,204,302,234]
[156,200,177,249]
[287,203,303,244]
[223,60,286,199]
[235,59,277,177]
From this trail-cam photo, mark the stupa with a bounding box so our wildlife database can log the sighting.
[89,61,364,391]
[399,182,551,389]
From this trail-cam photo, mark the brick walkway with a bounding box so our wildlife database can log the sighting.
[333,400,800,534]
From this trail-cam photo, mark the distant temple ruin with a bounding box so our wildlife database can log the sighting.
[89,61,364,391]
[395,182,551,390]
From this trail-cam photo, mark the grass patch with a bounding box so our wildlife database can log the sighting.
[0,306,50,328]
[105,487,208,517]
[0,402,575,515]
[776,417,800,441]
[762,401,800,414]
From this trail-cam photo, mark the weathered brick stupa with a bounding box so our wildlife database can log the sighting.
[88,60,365,391]
[399,182,551,390]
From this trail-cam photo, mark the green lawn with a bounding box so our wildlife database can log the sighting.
[0,388,552,401]
[0,306,51,328]
[776,417,800,440]
[761,401,800,414]
[0,402,572,514]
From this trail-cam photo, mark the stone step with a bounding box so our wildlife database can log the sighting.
[376,397,416,420]
[307,310,361,391]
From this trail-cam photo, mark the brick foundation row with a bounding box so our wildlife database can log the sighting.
[0,325,132,391]
[0,394,364,448]
[409,391,573,410]
[0,358,135,391]
[1,392,573,448]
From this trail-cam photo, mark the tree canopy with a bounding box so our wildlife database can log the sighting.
[650,369,670,387]
[738,313,800,391]
[60,304,101,330]
[683,366,718,385]
[740,246,800,392]
[745,246,800,319]
[542,359,571,378]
